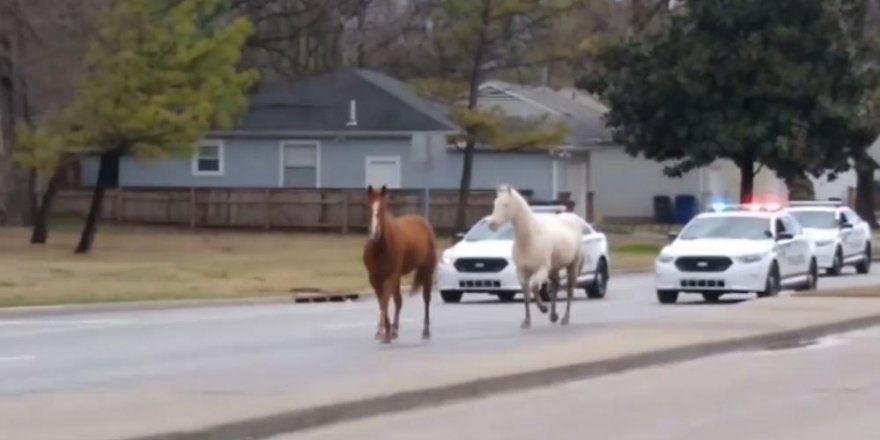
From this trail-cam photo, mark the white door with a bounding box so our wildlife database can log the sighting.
[565,159,588,218]
[365,156,402,189]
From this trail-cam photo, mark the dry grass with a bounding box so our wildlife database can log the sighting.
[0,222,660,308]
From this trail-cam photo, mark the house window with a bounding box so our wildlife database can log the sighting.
[281,141,320,187]
[192,140,224,176]
[365,156,402,189]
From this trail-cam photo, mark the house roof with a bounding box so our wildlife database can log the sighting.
[478,81,613,148]
[236,69,458,133]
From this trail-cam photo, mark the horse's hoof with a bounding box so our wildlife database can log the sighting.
[374,331,383,340]
[380,334,392,344]
[537,304,548,314]
[550,313,559,323]
[390,331,399,340]
[560,316,570,326]
[421,330,431,340]
[520,321,531,329]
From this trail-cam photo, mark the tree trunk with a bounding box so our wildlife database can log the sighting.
[75,150,118,254]
[452,0,491,235]
[31,168,62,244]
[856,163,878,229]
[738,160,755,204]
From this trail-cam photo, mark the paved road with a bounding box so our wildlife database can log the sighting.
[0,267,878,398]
[280,327,880,440]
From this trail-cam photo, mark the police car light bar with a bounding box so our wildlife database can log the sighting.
[531,205,567,213]
[788,200,843,207]
[707,201,783,213]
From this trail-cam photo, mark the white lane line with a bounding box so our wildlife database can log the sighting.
[325,319,416,330]
[0,355,35,363]
[0,319,130,326]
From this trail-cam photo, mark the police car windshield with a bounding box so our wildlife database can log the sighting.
[464,214,555,242]
[789,210,837,229]
[679,216,771,240]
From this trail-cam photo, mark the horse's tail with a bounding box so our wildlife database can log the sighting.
[410,218,438,297]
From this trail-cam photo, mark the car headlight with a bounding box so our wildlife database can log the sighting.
[656,253,675,264]
[815,239,834,247]
[441,251,455,265]
[736,253,766,264]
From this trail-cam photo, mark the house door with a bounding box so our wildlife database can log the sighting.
[565,159,589,219]
[365,156,402,189]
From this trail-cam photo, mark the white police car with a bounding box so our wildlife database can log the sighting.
[785,201,872,275]
[438,206,610,303]
[655,201,818,304]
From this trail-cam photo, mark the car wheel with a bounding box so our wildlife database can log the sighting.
[440,290,463,304]
[702,292,722,303]
[796,259,819,291]
[496,292,516,302]
[758,263,781,298]
[856,243,872,274]
[586,258,609,299]
[657,290,679,304]
[827,248,844,276]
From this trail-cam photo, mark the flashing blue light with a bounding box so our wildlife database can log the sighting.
[708,195,730,212]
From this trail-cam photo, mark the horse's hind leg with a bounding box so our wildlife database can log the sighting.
[518,270,532,329]
[419,267,433,340]
[561,263,578,326]
[548,271,560,323]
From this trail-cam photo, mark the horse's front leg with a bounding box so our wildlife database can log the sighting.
[529,267,549,315]
[369,274,384,340]
[378,277,397,344]
[390,279,402,340]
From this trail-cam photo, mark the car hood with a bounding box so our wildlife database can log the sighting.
[801,228,839,241]
[446,240,513,259]
[664,238,774,257]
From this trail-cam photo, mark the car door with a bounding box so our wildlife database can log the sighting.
[773,216,798,278]
[580,221,599,275]
[841,208,869,258]
[782,215,810,276]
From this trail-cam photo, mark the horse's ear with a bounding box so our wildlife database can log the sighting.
[380,185,387,196]
[367,185,373,194]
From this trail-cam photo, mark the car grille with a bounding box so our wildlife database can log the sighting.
[459,280,502,289]
[674,256,733,272]
[680,279,727,289]
[454,258,508,273]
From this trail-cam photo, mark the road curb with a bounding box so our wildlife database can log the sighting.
[121,312,880,440]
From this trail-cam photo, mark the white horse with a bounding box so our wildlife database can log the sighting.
[487,185,585,328]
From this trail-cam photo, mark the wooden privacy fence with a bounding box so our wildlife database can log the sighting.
[54,188,501,233]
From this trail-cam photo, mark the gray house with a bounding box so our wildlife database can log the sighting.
[81,69,567,200]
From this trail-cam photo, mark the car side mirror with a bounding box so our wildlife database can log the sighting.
[776,232,794,241]
[840,222,853,230]
[455,232,466,241]
[667,232,678,241]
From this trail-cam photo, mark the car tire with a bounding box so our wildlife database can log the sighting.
[440,290,463,304]
[657,290,679,304]
[586,258,609,299]
[496,292,516,302]
[856,243,872,274]
[796,259,819,291]
[758,263,781,298]
[702,292,722,303]
[827,247,844,276]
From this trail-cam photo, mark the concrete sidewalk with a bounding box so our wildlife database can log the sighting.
[3,296,880,440]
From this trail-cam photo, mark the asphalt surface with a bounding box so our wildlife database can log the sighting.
[279,327,880,440]
[1,267,879,398]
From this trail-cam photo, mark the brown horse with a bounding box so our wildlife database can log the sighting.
[363,185,438,344]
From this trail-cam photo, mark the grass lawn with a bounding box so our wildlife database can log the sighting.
[0,221,662,308]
